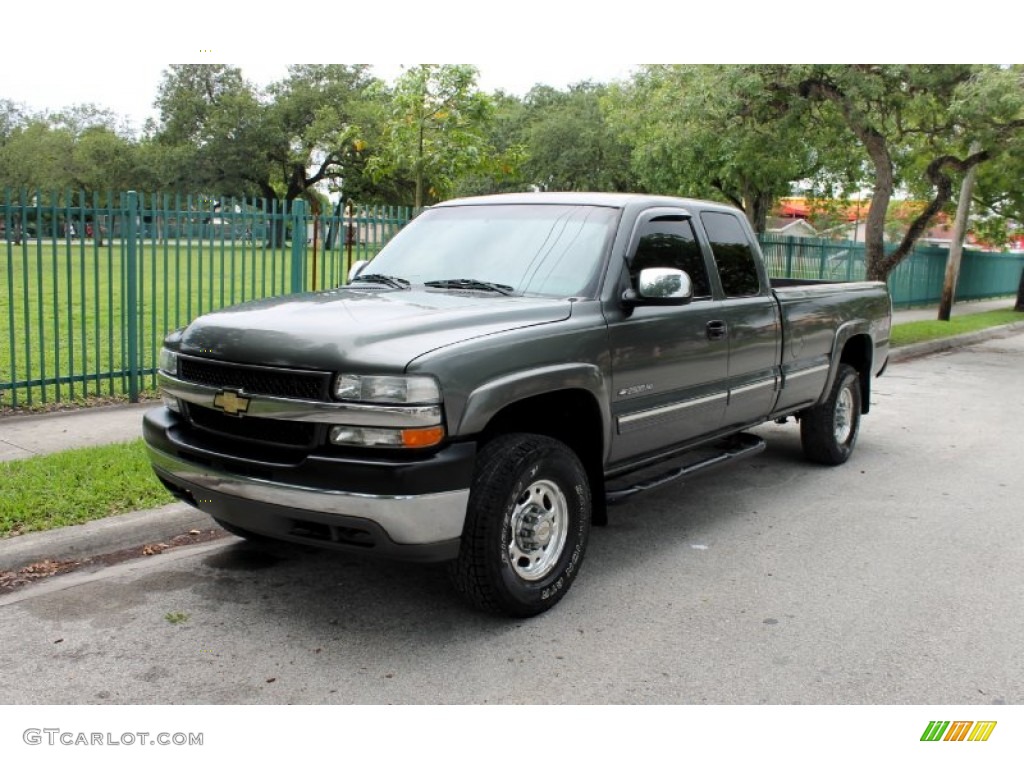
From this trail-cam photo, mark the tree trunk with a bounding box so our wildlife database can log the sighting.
[742,187,772,234]
[937,144,981,321]
[1015,268,1024,312]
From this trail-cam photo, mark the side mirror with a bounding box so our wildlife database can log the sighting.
[347,260,370,282]
[623,268,693,307]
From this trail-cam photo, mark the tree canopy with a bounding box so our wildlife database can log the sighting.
[2,63,1023,270]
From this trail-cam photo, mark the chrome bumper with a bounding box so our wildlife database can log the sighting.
[147,445,469,546]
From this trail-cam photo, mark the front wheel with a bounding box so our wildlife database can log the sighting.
[800,363,862,465]
[448,434,591,617]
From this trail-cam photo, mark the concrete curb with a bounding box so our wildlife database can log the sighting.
[0,502,214,573]
[888,320,1024,363]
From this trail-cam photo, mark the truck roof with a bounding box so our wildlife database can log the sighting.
[433,191,741,214]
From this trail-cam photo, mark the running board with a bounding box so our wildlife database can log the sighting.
[605,433,766,504]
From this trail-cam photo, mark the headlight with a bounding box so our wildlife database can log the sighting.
[158,347,178,375]
[157,347,180,412]
[333,374,440,404]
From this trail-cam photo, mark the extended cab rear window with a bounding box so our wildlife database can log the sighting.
[700,212,762,297]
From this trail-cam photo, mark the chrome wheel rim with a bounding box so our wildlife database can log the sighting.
[834,386,855,445]
[508,479,569,581]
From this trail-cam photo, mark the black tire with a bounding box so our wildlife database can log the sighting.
[800,363,862,465]
[448,434,591,617]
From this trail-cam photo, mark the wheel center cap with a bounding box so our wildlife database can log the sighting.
[533,519,552,547]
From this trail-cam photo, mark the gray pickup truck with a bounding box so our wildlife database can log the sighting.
[145,192,891,616]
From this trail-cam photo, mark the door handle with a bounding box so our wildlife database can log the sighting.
[706,320,727,340]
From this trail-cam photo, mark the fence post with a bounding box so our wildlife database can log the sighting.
[290,199,306,293]
[126,190,140,402]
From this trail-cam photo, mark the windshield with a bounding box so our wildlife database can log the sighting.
[358,204,619,298]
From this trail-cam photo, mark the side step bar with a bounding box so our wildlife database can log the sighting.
[605,432,766,504]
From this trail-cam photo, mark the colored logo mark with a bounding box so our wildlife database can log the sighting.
[213,390,250,416]
[921,721,997,742]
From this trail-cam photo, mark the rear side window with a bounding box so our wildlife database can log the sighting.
[700,212,761,297]
[630,217,712,298]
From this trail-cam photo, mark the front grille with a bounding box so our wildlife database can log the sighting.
[187,404,319,449]
[178,356,330,401]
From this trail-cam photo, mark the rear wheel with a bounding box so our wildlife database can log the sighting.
[448,434,591,617]
[800,363,861,465]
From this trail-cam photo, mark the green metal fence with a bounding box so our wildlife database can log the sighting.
[1,189,411,407]
[2,192,1022,410]
[759,233,1024,308]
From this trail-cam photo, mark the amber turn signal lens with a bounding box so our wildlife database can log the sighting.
[401,426,445,448]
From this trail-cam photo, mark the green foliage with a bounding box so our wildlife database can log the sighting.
[793,65,1024,280]
[368,65,507,208]
[2,64,1023,242]
[149,64,389,204]
[519,82,632,192]
[450,90,529,197]
[0,439,174,536]
[263,64,383,202]
[607,65,845,232]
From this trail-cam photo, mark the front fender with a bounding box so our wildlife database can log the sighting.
[456,363,611,446]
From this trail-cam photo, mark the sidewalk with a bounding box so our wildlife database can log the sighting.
[1,296,1022,573]
[890,296,1014,325]
[0,401,153,462]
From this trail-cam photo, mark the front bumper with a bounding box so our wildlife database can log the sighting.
[143,407,475,562]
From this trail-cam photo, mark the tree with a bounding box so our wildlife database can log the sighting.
[369,65,498,209]
[517,82,633,193]
[449,89,529,198]
[795,64,1024,282]
[607,65,845,233]
[0,99,28,144]
[261,64,382,206]
[0,103,148,210]
[152,64,386,213]
[0,120,76,190]
[152,64,267,196]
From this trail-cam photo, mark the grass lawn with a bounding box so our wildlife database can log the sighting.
[0,438,174,537]
[890,308,1024,347]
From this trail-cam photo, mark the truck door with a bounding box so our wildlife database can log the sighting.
[698,211,781,430]
[606,212,728,464]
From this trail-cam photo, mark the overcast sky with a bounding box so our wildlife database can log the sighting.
[1,0,1003,131]
[1,62,637,131]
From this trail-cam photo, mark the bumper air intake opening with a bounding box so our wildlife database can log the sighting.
[288,519,376,548]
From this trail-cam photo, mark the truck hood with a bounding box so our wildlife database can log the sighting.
[178,288,572,371]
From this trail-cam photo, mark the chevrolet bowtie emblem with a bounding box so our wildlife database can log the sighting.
[213,390,250,416]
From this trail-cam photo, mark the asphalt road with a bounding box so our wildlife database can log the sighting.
[2,334,1022,705]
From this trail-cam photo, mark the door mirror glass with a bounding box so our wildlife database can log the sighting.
[636,267,693,304]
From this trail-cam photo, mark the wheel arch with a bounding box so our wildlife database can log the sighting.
[837,332,874,414]
[472,387,608,526]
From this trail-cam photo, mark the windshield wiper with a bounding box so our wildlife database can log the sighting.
[424,278,515,296]
[349,273,410,289]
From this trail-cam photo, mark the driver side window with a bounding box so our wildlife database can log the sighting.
[629,216,712,298]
